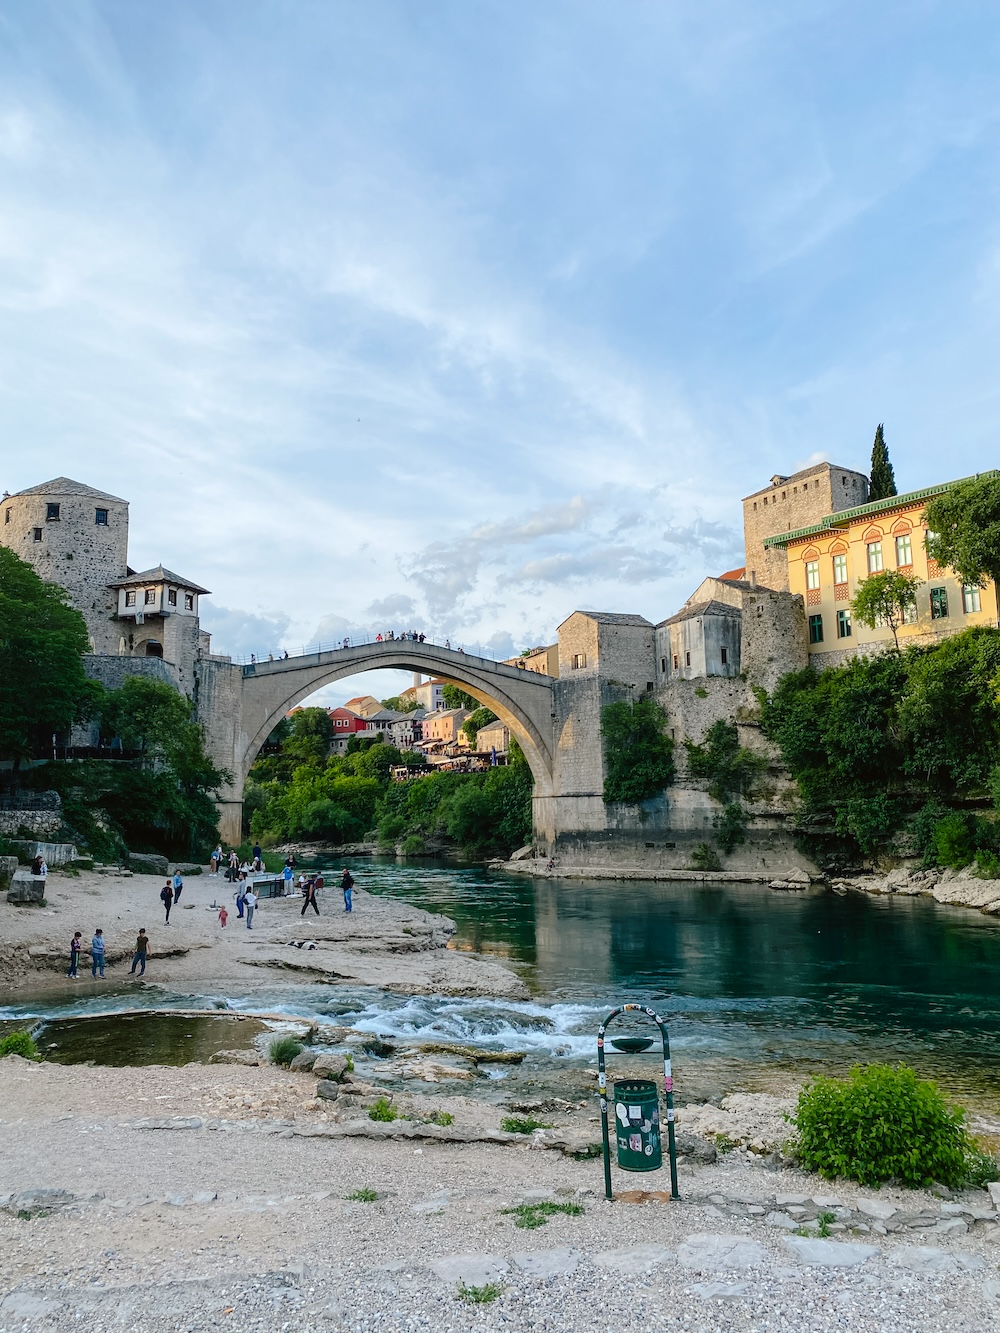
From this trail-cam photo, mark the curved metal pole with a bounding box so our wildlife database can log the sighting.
[597,1003,679,1202]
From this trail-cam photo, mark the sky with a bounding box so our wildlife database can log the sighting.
[2,1,999,707]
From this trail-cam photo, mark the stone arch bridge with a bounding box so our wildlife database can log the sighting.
[199,641,556,846]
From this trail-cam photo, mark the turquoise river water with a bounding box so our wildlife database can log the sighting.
[5,860,1000,1107]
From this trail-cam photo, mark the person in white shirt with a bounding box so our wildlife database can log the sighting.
[244,888,258,930]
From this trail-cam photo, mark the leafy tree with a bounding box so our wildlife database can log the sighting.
[851,570,921,649]
[0,548,100,762]
[462,706,498,746]
[381,695,421,713]
[282,707,335,763]
[868,423,897,501]
[601,696,675,805]
[442,684,479,711]
[924,472,1000,593]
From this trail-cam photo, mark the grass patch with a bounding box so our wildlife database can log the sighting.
[500,1115,551,1135]
[456,1282,503,1305]
[268,1036,304,1068]
[500,1201,585,1230]
[346,1188,380,1202]
[368,1097,399,1122]
[816,1210,837,1237]
[426,1110,454,1126]
[0,1031,40,1060]
[713,1132,738,1154]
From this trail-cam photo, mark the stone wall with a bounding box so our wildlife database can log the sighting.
[740,589,808,693]
[195,656,246,845]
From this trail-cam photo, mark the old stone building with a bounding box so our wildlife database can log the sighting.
[0,475,226,739]
[742,461,869,591]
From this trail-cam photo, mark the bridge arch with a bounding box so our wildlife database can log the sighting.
[222,642,556,843]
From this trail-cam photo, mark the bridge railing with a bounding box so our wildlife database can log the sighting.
[235,634,524,671]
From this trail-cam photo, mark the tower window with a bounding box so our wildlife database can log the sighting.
[33,527,42,542]
[144,588,156,605]
[125,591,136,607]
[4,509,9,524]
[184,593,194,610]
[46,503,60,521]
[660,657,667,673]
[721,647,728,665]
[168,589,177,606]
[95,508,108,526]
[685,651,691,667]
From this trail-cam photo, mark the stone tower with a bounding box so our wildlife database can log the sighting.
[0,478,129,654]
[742,461,869,591]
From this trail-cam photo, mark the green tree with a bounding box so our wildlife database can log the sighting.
[282,707,335,764]
[924,473,1000,593]
[684,720,765,802]
[380,695,421,713]
[868,423,897,502]
[462,706,498,746]
[0,548,100,762]
[600,696,675,805]
[442,684,479,711]
[851,570,922,649]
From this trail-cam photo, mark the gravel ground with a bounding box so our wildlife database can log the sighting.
[3,1060,1000,1332]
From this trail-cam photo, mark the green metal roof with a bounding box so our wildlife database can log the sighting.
[762,472,999,549]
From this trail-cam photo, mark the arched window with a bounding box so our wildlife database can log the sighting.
[144,641,163,658]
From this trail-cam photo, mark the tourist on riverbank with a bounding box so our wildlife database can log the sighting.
[218,905,228,928]
[234,874,247,918]
[210,844,222,876]
[130,930,149,975]
[172,869,183,904]
[282,862,294,895]
[341,868,354,913]
[91,929,105,978]
[160,880,174,924]
[252,842,262,864]
[67,932,82,978]
[300,876,319,916]
[31,854,47,878]
[245,887,257,930]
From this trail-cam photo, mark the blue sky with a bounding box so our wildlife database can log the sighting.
[2,2,999,704]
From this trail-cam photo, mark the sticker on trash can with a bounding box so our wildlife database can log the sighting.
[629,1133,642,1152]
[628,1104,642,1121]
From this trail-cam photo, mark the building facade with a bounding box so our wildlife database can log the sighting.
[763,474,1000,670]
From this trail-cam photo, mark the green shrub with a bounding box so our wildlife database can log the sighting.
[601,696,675,805]
[500,1115,551,1135]
[715,802,748,854]
[368,1097,399,1122]
[426,1110,454,1126]
[346,1187,379,1202]
[0,1031,40,1060]
[690,842,721,872]
[268,1036,304,1067]
[792,1063,976,1188]
[934,813,976,869]
[400,834,425,855]
[975,849,1000,880]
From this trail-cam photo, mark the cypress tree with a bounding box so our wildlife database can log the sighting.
[869,423,897,501]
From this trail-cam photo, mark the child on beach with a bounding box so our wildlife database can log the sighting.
[218,905,228,928]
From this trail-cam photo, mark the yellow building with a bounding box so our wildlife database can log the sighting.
[504,644,560,677]
[763,475,999,667]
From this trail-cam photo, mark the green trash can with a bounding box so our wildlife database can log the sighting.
[612,1078,662,1172]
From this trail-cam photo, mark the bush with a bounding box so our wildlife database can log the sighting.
[368,1097,399,1122]
[934,812,976,869]
[975,849,1000,880]
[601,696,675,805]
[690,842,721,872]
[715,802,748,854]
[792,1063,977,1189]
[0,1030,40,1060]
[268,1036,304,1067]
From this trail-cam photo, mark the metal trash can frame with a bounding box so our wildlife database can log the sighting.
[597,1003,679,1201]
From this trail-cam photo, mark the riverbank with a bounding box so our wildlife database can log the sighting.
[0,865,529,1000]
[3,1057,1000,1332]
